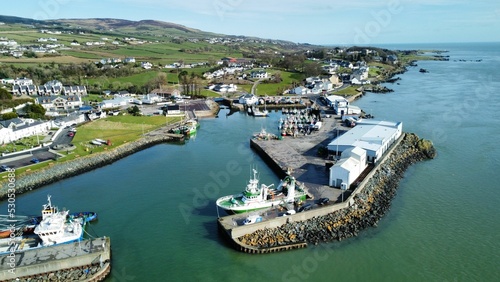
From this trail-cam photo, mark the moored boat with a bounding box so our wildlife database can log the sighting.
[0,195,94,254]
[216,169,307,214]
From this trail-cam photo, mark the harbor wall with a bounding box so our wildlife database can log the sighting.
[220,132,436,252]
[0,132,183,200]
[0,237,111,281]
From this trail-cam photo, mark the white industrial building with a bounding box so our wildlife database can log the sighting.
[329,146,368,187]
[327,119,403,163]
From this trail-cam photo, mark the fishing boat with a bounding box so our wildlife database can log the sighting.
[182,119,199,136]
[0,195,91,253]
[0,215,40,239]
[216,169,307,214]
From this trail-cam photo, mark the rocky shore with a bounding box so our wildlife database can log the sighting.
[237,133,435,248]
[0,130,183,199]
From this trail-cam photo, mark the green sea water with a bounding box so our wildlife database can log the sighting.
[2,42,499,282]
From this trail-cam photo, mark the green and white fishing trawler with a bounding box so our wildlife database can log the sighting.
[216,169,307,214]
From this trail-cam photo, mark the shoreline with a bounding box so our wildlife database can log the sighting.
[0,127,184,200]
[0,59,418,199]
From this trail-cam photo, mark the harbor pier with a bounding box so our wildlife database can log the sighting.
[218,126,435,252]
[0,237,111,281]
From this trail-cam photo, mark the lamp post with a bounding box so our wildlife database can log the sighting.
[341,182,347,202]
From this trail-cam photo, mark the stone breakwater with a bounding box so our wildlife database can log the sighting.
[0,133,183,200]
[237,133,435,249]
[12,262,110,282]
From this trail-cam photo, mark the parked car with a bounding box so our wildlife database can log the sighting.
[317,197,330,205]
[31,158,40,164]
[298,203,313,212]
[0,165,10,171]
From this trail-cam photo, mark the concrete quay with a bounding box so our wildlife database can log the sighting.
[0,237,111,281]
[216,95,437,254]
[250,115,345,202]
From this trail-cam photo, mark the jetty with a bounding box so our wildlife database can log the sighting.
[218,112,436,253]
[0,237,111,281]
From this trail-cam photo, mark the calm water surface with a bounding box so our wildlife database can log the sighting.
[2,42,499,282]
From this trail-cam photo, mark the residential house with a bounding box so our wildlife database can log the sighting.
[250,70,268,79]
[214,84,237,93]
[238,93,258,105]
[14,78,33,86]
[1,78,15,84]
[35,96,83,115]
[12,85,37,96]
[124,57,136,63]
[141,62,153,69]
[289,86,309,95]
[0,118,51,145]
[62,85,87,96]
[386,55,398,65]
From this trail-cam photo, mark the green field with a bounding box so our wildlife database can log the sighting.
[69,115,182,159]
[334,85,362,96]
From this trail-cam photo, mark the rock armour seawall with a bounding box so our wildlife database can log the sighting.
[237,133,435,249]
[0,134,181,200]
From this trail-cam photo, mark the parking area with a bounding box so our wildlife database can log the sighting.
[0,148,58,170]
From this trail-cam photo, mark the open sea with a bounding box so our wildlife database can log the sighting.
[1,42,499,281]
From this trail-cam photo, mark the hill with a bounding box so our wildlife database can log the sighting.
[47,18,220,38]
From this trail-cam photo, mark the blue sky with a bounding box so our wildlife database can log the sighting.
[2,0,499,45]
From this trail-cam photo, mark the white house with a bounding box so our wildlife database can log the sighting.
[238,93,258,105]
[289,86,309,95]
[36,96,83,115]
[141,62,153,69]
[124,57,136,63]
[329,146,367,188]
[0,118,51,145]
[0,78,15,84]
[62,85,87,96]
[327,119,403,163]
[14,78,33,86]
[250,70,268,79]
